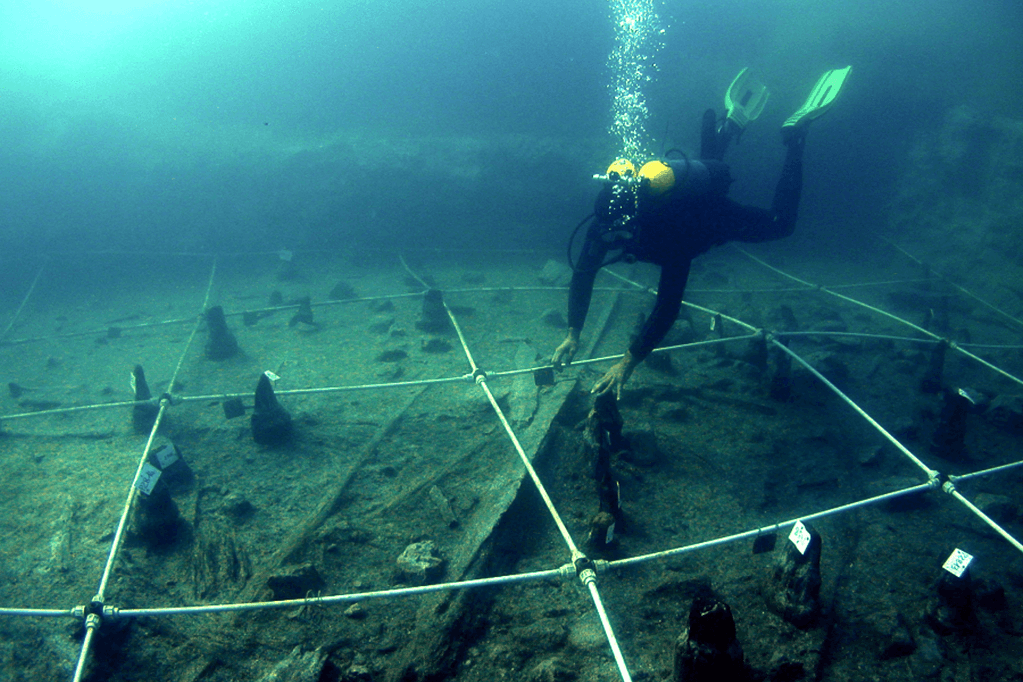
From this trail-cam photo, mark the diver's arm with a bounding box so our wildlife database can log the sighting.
[591,259,691,397]
[628,258,692,361]
[566,228,609,334]
[567,267,598,332]
[554,229,607,368]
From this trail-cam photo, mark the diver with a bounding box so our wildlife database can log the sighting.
[551,67,852,398]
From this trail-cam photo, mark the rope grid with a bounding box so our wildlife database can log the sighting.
[1,236,1022,682]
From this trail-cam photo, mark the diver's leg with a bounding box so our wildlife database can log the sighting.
[712,127,805,243]
[699,108,738,161]
[772,128,806,231]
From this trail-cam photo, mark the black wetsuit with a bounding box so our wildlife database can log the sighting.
[568,129,805,362]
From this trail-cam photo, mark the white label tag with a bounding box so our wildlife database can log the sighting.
[152,444,179,469]
[135,463,163,496]
[264,370,280,383]
[606,522,616,544]
[129,372,137,394]
[942,548,973,577]
[789,520,811,555]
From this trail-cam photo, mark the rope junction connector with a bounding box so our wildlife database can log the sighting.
[574,555,599,587]
[471,368,488,385]
[73,598,104,632]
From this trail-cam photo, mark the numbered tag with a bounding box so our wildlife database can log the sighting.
[264,370,280,383]
[788,520,812,555]
[152,444,179,469]
[942,548,973,577]
[135,463,163,496]
[129,371,137,394]
[605,522,616,544]
[709,316,717,332]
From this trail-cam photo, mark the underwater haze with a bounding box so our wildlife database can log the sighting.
[0,0,1021,258]
[6,3,1023,681]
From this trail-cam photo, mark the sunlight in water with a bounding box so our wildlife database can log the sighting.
[0,0,225,68]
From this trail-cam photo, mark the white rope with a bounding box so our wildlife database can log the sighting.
[943,483,1023,554]
[398,253,583,560]
[0,607,72,618]
[879,235,1023,331]
[399,254,633,682]
[948,459,1023,484]
[110,566,570,618]
[72,259,218,682]
[735,246,1023,390]
[582,576,633,682]
[6,245,1021,682]
[0,260,46,340]
[772,339,938,478]
[775,330,933,344]
[610,481,936,569]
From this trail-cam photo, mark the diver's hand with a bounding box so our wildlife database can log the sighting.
[552,328,580,370]
[591,351,639,400]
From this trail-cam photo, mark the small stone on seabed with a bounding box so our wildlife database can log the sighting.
[344,603,367,619]
[396,540,445,584]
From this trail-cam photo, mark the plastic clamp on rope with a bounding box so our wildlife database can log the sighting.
[160,393,175,406]
[472,368,488,385]
[80,596,104,632]
[574,555,597,587]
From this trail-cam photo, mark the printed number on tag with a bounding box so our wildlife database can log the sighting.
[942,548,973,577]
[152,444,179,469]
[788,520,812,555]
[135,463,163,496]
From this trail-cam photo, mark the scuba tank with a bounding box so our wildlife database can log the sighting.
[569,155,732,271]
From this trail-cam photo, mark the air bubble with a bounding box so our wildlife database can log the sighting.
[607,0,663,162]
